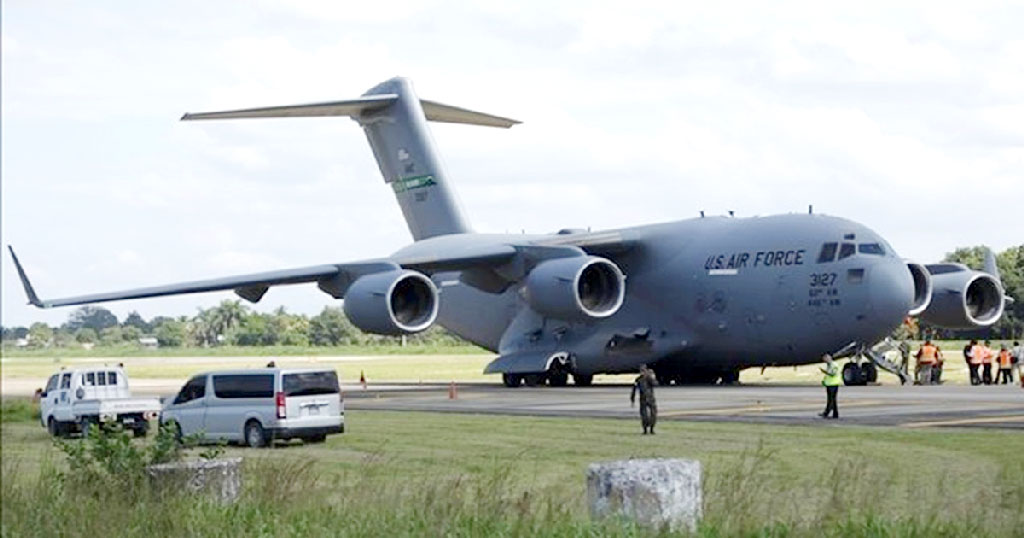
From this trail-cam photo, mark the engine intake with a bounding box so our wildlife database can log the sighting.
[525,256,625,320]
[919,269,1004,328]
[343,270,438,335]
[906,262,932,316]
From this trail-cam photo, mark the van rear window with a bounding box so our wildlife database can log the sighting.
[213,375,274,399]
[284,371,340,397]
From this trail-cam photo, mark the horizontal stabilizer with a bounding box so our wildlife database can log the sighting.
[181,95,398,121]
[182,96,520,128]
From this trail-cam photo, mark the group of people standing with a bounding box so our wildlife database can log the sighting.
[963,340,1021,386]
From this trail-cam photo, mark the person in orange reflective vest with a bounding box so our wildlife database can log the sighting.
[914,340,940,385]
[980,340,995,385]
[967,339,982,385]
[997,345,1013,384]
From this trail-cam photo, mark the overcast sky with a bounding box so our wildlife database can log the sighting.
[3,1,1023,328]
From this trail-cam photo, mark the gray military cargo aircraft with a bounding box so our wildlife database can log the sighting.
[9,77,1010,387]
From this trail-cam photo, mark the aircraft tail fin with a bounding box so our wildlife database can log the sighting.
[982,247,1001,281]
[182,77,520,240]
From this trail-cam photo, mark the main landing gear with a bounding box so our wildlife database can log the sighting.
[501,371,593,387]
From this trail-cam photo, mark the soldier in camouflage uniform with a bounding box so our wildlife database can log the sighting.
[630,365,658,435]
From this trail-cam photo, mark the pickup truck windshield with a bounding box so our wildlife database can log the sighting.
[284,372,340,397]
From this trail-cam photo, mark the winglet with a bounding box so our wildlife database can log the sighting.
[7,246,46,308]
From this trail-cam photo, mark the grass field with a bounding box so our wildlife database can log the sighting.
[0,343,485,359]
[2,398,1022,536]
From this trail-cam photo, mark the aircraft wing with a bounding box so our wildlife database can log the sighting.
[7,243,523,309]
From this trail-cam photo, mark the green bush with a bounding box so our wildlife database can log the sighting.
[0,399,39,424]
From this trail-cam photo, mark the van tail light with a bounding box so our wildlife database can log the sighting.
[276,392,286,419]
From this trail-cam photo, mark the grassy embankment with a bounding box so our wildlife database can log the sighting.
[2,398,1022,537]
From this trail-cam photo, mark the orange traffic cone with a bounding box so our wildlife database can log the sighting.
[360,370,367,391]
[448,381,458,400]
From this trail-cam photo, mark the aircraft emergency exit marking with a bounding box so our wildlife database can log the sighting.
[704,249,806,270]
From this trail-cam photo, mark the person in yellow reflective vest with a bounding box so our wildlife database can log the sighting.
[819,354,841,419]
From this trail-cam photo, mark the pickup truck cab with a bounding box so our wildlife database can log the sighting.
[40,367,161,438]
[160,368,344,447]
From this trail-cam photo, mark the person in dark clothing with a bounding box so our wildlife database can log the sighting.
[965,340,980,385]
[630,365,658,435]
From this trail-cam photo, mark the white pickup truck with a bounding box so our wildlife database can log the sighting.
[40,367,161,438]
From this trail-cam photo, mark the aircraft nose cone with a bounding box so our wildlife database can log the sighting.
[869,261,915,325]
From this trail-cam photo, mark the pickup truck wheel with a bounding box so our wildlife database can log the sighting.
[244,420,267,448]
[47,417,62,438]
[132,425,149,438]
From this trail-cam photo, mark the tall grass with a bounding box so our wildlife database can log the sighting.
[3,440,1022,537]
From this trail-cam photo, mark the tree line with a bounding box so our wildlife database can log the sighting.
[1,302,473,349]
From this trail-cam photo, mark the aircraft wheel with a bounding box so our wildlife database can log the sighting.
[572,374,593,387]
[655,372,672,386]
[842,363,865,386]
[548,371,569,387]
[862,363,878,383]
[523,374,545,387]
[720,370,740,385]
[502,373,523,388]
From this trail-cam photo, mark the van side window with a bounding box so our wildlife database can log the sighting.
[175,376,206,404]
[108,372,118,386]
[60,374,71,389]
[284,372,340,396]
[213,375,275,399]
[45,375,59,393]
[85,373,96,386]
[817,243,838,263]
[97,372,107,386]
[838,243,856,260]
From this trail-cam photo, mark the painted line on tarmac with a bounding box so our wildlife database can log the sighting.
[660,400,887,417]
[900,414,1024,428]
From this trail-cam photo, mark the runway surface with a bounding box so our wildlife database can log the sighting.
[5,375,1022,430]
[343,382,1024,430]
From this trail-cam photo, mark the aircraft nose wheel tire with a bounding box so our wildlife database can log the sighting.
[862,363,878,383]
[842,363,868,386]
[502,373,523,388]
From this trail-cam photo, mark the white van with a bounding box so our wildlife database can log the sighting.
[40,367,161,437]
[160,368,344,447]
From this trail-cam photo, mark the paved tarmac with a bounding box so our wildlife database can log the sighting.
[6,375,1022,430]
[343,382,1024,430]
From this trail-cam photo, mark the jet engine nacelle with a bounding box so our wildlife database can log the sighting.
[525,256,625,320]
[918,266,1004,328]
[343,270,439,335]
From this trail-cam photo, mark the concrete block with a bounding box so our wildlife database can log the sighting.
[587,458,702,532]
[147,457,242,504]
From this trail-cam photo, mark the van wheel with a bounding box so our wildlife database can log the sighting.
[244,420,267,448]
[306,434,327,444]
[132,425,149,438]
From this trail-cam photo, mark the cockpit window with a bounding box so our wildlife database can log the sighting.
[838,243,856,260]
[817,242,838,263]
[858,243,885,256]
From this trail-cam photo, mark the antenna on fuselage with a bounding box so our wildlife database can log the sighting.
[700,211,705,218]
[809,204,813,214]
[728,210,734,217]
